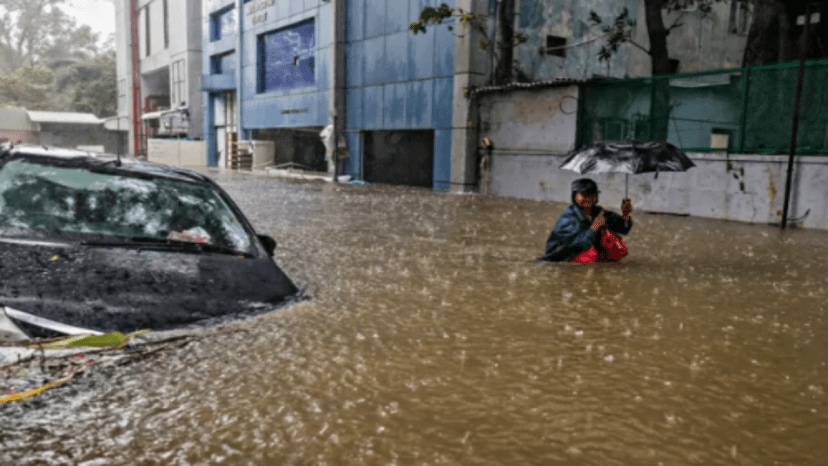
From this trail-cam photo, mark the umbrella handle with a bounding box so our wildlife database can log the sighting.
[625,174,629,198]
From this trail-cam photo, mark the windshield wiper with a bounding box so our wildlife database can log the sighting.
[80,236,254,258]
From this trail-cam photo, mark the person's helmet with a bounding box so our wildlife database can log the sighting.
[571,178,599,204]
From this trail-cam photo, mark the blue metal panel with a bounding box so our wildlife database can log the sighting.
[346,41,365,87]
[275,0,290,20]
[316,45,330,89]
[289,0,304,16]
[432,77,453,129]
[384,33,408,83]
[346,88,364,129]
[405,80,432,128]
[347,0,365,41]
[241,63,259,95]
[364,0,387,38]
[316,90,329,123]
[433,129,452,191]
[385,0,410,34]
[362,85,384,129]
[362,36,386,86]
[202,73,237,91]
[243,93,326,128]
[205,93,217,167]
[384,82,406,129]
[407,28,434,81]
[433,21,455,77]
[318,6,331,46]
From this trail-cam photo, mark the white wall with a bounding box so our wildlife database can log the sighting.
[478,85,828,230]
[147,138,207,167]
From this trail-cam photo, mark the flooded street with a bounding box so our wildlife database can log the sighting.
[3,172,828,465]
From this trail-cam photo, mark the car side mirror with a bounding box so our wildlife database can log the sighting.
[258,234,276,256]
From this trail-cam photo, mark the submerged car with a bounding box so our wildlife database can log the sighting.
[0,144,298,341]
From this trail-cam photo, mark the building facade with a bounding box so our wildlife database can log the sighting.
[201,0,467,190]
[115,0,204,157]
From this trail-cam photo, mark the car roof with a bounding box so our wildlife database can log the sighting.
[0,143,212,184]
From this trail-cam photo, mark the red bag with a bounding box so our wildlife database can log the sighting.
[570,229,628,263]
[570,247,599,263]
[599,229,628,261]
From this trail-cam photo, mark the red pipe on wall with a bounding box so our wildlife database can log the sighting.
[130,0,142,156]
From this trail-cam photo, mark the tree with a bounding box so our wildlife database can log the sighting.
[592,1,725,139]
[592,1,725,76]
[0,65,56,109]
[0,0,99,72]
[64,52,118,117]
[0,0,114,115]
[742,0,827,66]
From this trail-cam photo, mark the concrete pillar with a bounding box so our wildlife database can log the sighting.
[450,0,492,193]
[328,0,347,178]
[235,0,246,140]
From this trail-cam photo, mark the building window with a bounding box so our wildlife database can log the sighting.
[211,52,236,75]
[729,0,752,35]
[163,0,169,48]
[171,59,186,107]
[210,7,236,42]
[543,35,567,57]
[258,19,316,93]
[143,7,151,56]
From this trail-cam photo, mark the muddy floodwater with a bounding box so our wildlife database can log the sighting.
[3,171,827,465]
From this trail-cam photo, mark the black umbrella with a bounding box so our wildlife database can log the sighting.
[560,140,695,196]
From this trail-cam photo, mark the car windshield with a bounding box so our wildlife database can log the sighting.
[0,158,253,253]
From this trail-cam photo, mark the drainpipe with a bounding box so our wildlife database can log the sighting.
[781,3,815,229]
[130,0,142,156]
[236,0,246,141]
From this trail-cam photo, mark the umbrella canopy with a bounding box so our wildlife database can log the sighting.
[560,141,695,175]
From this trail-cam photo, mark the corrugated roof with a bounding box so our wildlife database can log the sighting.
[27,111,102,125]
[469,77,600,99]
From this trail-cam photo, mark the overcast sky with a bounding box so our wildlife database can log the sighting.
[63,0,116,39]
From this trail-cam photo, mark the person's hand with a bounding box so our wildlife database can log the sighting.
[590,210,606,232]
[621,198,633,219]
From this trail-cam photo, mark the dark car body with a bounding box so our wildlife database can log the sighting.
[0,144,298,340]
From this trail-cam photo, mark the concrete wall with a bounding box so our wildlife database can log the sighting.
[516,0,638,80]
[627,1,748,76]
[146,139,207,167]
[479,84,828,230]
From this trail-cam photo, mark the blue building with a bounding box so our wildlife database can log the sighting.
[202,0,463,190]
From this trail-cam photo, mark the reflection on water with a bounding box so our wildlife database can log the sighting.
[3,173,827,465]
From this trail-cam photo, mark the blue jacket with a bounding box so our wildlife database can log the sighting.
[540,204,632,262]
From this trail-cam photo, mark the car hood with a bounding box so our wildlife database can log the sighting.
[0,239,298,334]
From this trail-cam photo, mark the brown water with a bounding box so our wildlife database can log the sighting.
[3,173,827,465]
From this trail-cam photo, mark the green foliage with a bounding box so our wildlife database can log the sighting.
[0,65,56,109]
[590,7,636,62]
[592,0,724,63]
[409,3,455,34]
[0,0,114,115]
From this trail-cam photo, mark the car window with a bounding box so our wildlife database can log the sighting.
[0,158,253,253]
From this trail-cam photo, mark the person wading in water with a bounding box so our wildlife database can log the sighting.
[539,178,633,263]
